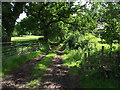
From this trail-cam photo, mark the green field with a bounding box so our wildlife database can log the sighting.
[11,35,44,41]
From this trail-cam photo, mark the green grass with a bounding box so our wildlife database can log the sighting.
[11,35,50,52]
[79,71,119,88]
[11,35,44,41]
[2,51,43,77]
[27,53,56,88]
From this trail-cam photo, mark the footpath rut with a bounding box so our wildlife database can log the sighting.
[41,50,80,89]
[1,51,50,89]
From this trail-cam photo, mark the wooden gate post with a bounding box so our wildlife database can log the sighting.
[84,53,87,71]
[101,46,104,57]
[21,42,23,54]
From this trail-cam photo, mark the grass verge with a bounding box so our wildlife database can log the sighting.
[63,53,119,88]
[27,53,56,88]
[1,51,43,77]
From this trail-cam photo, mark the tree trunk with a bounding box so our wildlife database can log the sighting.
[2,35,11,42]
[42,28,50,50]
[109,43,112,56]
[2,27,13,42]
[43,28,49,42]
[2,2,26,42]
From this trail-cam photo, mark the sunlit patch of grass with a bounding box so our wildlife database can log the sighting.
[27,53,56,88]
[2,51,43,77]
[11,35,44,41]
[27,78,41,88]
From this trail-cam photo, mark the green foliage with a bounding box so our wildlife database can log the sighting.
[63,34,99,68]
[23,2,80,42]
[14,16,41,36]
[63,49,84,68]
[96,2,120,45]
[63,33,119,65]
[63,33,120,88]
[2,2,26,42]
[64,32,98,50]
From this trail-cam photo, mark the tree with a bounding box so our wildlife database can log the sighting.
[2,2,26,42]
[24,2,79,42]
[97,2,120,48]
[14,16,40,36]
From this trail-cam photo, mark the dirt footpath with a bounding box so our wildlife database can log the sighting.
[1,50,80,89]
[41,51,80,89]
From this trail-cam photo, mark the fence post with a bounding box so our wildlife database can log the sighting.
[84,53,87,64]
[101,46,104,57]
[88,51,90,61]
[84,53,87,71]
[100,46,104,67]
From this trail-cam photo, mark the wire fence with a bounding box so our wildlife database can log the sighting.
[1,41,40,60]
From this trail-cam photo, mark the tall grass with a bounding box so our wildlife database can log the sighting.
[79,71,119,88]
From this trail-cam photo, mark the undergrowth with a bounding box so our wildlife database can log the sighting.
[62,33,119,88]
[79,71,120,88]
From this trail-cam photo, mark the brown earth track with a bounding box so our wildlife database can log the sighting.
[1,49,81,89]
[1,51,50,89]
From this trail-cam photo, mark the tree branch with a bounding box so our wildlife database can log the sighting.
[47,18,75,26]
[60,19,75,26]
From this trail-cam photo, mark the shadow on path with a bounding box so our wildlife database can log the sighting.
[41,50,80,89]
